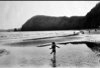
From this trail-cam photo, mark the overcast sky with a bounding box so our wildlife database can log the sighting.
[0,1,99,29]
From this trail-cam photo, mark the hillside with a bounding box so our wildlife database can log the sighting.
[21,2,100,31]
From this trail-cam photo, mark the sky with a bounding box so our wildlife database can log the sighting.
[0,1,99,29]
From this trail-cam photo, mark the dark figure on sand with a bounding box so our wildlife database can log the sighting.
[95,29,97,32]
[50,42,60,55]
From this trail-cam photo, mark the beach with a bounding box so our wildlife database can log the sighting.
[0,30,100,68]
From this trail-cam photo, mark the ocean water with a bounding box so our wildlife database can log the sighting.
[0,30,100,68]
[0,30,81,46]
[0,31,74,41]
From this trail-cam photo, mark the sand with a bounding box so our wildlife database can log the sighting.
[0,42,100,68]
[0,30,100,68]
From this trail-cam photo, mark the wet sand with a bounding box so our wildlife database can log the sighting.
[0,32,100,68]
[0,43,100,68]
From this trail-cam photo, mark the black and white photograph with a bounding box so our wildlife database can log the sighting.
[0,1,100,68]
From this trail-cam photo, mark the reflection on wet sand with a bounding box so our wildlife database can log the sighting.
[38,41,100,67]
[72,42,100,56]
[51,54,56,67]
[33,39,100,67]
[58,40,100,53]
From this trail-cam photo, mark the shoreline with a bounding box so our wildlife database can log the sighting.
[0,30,100,68]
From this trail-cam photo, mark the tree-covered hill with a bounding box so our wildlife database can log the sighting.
[21,2,100,31]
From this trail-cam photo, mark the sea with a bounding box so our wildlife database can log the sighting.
[0,30,81,46]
